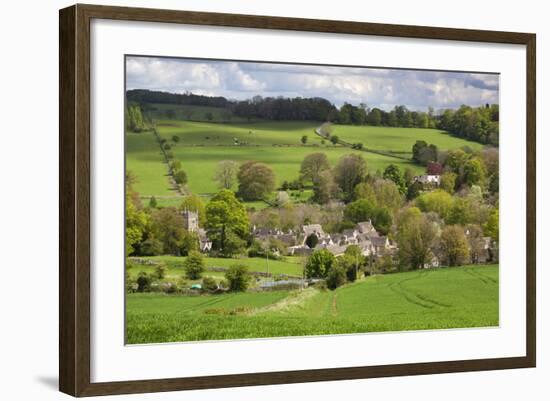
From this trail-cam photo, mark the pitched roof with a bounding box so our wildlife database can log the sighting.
[371,236,388,247]
[356,221,375,233]
[342,229,357,237]
[302,224,325,237]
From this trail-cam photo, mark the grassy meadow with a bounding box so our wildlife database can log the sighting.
[330,125,484,153]
[126,130,173,196]
[127,255,306,281]
[126,264,499,344]
[126,116,484,197]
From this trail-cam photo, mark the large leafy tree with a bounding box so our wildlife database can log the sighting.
[126,192,148,256]
[373,179,403,211]
[237,161,276,201]
[334,154,367,200]
[344,199,376,223]
[299,152,330,184]
[412,140,438,165]
[214,160,238,190]
[312,170,341,204]
[397,210,437,270]
[353,182,377,203]
[125,172,148,256]
[205,190,249,254]
[415,189,454,220]
[440,172,457,194]
[440,225,470,266]
[463,158,487,187]
[150,207,186,255]
[383,164,406,194]
[305,249,336,279]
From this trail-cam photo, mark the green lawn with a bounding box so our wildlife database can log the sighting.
[330,124,484,153]
[127,255,305,281]
[126,264,499,344]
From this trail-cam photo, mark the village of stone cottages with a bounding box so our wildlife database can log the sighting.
[126,141,499,295]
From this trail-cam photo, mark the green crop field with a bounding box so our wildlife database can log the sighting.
[330,124,484,153]
[126,264,499,344]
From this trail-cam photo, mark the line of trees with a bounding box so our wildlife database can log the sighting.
[127,89,231,108]
[438,104,499,145]
[125,104,147,132]
[127,90,499,146]
[233,96,336,121]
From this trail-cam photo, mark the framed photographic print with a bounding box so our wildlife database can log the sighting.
[59,4,536,397]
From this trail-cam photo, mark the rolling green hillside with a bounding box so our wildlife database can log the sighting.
[126,130,174,196]
[126,264,499,343]
[330,124,484,153]
[171,145,422,194]
[125,118,486,198]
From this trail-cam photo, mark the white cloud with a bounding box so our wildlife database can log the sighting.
[126,56,499,110]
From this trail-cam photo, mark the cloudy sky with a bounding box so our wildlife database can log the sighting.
[126,56,499,111]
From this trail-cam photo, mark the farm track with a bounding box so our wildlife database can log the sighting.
[315,126,412,162]
[388,271,451,309]
[331,293,338,317]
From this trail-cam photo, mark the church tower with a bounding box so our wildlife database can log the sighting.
[182,209,199,232]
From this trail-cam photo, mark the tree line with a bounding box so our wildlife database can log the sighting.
[438,104,499,145]
[126,90,499,146]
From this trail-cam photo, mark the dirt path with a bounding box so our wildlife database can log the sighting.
[251,288,319,315]
[331,293,338,317]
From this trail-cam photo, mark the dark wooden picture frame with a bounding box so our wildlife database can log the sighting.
[59,3,536,397]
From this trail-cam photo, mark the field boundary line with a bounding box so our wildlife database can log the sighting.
[314,125,413,162]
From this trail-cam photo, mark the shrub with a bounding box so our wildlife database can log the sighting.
[148,196,158,208]
[176,277,189,292]
[311,280,327,291]
[174,170,188,185]
[125,271,136,293]
[161,282,177,294]
[184,251,205,279]
[326,265,347,290]
[170,160,182,171]
[154,264,166,280]
[139,237,163,256]
[136,271,152,292]
[202,276,218,293]
[305,249,336,278]
[225,264,250,292]
[305,233,319,249]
